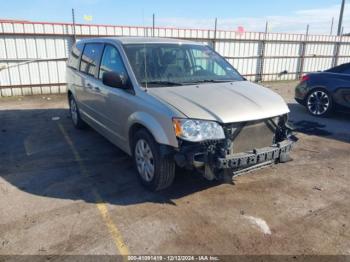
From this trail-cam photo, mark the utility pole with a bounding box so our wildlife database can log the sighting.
[152,14,155,37]
[213,18,217,50]
[71,8,76,43]
[330,17,334,35]
[337,0,346,36]
[306,24,310,36]
[265,21,269,34]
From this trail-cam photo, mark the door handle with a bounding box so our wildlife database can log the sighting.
[94,87,101,93]
[86,83,93,89]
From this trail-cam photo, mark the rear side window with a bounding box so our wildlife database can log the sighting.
[80,43,104,77]
[67,42,84,70]
[326,63,350,74]
[99,45,127,79]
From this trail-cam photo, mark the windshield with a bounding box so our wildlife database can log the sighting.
[123,43,244,87]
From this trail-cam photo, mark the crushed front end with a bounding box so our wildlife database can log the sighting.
[174,115,297,180]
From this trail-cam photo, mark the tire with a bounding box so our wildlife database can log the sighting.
[306,88,333,117]
[68,94,87,129]
[133,128,175,191]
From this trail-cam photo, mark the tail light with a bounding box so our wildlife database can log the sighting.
[300,75,310,82]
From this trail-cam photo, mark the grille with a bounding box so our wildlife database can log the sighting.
[226,119,277,154]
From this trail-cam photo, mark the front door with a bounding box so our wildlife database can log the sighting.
[95,44,134,147]
[78,43,105,123]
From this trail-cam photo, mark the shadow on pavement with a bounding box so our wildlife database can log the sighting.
[1,104,349,206]
[288,103,350,143]
[0,108,219,206]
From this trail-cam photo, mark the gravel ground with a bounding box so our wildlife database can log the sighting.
[0,81,349,257]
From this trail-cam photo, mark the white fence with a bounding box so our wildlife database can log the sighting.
[1,19,350,96]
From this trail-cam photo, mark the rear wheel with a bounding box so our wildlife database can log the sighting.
[306,89,333,116]
[69,95,86,129]
[133,129,175,191]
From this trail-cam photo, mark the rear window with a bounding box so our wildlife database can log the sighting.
[79,43,104,77]
[325,63,350,74]
[67,42,84,70]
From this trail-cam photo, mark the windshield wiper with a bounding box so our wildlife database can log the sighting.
[185,79,234,84]
[141,80,183,86]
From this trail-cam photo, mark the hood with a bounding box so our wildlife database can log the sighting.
[148,81,289,123]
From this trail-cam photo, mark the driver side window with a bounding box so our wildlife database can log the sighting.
[99,45,127,79]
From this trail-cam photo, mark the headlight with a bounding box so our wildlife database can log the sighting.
[172,118,225,142]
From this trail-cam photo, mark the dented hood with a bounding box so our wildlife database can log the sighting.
[148,81,289,123]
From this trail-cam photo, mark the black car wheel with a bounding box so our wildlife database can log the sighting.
[306,89,333,116]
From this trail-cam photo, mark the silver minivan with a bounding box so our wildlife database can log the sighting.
[66,37,297,191]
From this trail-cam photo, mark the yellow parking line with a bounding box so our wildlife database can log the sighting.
[58,123,130,255]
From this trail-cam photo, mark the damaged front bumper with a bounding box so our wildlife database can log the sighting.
[174,115,298,180]
[216,139,295,169]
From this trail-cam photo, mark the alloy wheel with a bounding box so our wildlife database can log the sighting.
[307,90,330,115]
[70,98,78,125]
[135,139,155,182]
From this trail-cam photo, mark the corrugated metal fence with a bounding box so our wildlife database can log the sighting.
[1,20,350,96]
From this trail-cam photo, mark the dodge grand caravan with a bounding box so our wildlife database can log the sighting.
[66,37,297,191]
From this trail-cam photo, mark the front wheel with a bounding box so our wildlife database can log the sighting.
[306,89,333,117]
[133,129,175,191]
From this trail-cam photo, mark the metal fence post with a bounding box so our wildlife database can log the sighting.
[332,41,340,68]
[332,29,343,67]
[297,25,309,79]
[297,40,306,80]
[256,29,267,82]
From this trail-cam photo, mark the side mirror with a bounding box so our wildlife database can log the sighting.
[102,71,127,89]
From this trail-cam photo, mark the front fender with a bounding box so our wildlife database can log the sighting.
[126,112,178,153]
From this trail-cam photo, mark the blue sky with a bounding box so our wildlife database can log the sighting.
[0,0,348,34]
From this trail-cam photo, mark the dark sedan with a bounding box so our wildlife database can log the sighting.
[295,62,350,116]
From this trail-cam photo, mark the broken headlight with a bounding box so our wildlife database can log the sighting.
[173,118,225,142]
